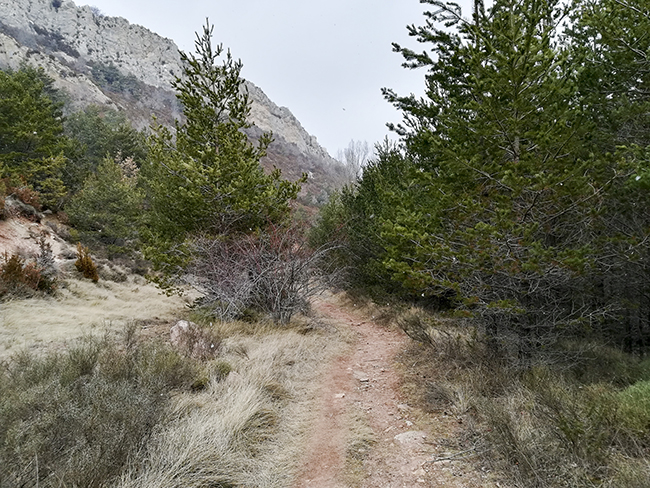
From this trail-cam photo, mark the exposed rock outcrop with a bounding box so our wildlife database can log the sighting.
[0,31,114,112]
[0,0,343,203]
[0,0,181,88]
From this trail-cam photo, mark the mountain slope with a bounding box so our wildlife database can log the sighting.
[0,0,344,205]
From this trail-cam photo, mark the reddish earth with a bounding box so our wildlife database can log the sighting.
[293,293,496,488]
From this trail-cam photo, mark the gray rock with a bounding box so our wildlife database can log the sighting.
[0,0,337,166]
[170,320,196,348]
[353,370,370,382]
[394,431,427,445]
[4,195,43,221]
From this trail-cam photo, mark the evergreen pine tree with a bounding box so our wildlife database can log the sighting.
[140,21,302,282]
[0,66,70,208]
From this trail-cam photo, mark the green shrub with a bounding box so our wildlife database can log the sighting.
[0,67,72,211]
[564,341,650,386]
[34,238,57,293]
[90,62,143,97]
[63,106,147,194]
[65,156,144,252]
[0,332,199,487]
[618,380,650,435]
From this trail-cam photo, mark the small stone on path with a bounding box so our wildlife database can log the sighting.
[353,370,370,382]
[394,431,427,445]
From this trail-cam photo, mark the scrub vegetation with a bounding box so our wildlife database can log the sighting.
[2,0,650,486]
[0,307,340,487]
[310,0,650,484]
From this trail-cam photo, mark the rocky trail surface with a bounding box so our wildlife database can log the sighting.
[293,293,494,488]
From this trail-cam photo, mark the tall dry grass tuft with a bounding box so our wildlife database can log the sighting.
[0,328,200,488]
[117,322,341,488]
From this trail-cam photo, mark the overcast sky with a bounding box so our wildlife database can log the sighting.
[79,0,477,157]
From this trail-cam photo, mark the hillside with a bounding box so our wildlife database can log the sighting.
[0,0,345,205]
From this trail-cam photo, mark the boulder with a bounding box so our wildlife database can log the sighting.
[4,195,43,221]
[170,320,195,347]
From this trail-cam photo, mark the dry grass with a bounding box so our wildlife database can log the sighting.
[343,406,376,487]
[0,252,345,488]
[117,324,342,488]
[394,305,650,488]
[0,276,192,358]
[0,214,350,486]
[0,330,200,488]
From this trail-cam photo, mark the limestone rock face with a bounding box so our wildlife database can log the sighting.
[0,0,338,169]
[246,82,333,162]
[0,0,181,88]
[0,32,114,112]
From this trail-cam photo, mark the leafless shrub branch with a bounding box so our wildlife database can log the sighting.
[186,223,344,323]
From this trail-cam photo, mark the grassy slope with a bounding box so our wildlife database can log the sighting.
[0,266,344,487]
[0,276,190,358]
[390,305,650,488]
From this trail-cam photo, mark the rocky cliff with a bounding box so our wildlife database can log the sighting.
[0,0,342,204]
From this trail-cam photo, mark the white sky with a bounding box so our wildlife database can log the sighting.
[79,0,477,157]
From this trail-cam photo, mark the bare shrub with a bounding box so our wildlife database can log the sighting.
[0,254,30,291]
[11,185,41,210]
[170,320,221,360]
[0,238,58,299]
[336,139,371,184]
[0,249,55,297]
[35,237,57,292]
[187,223,342,323]
[396,308,435,346]
[2,177,41,210]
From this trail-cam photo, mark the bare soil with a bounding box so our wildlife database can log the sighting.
[293,292,497,488]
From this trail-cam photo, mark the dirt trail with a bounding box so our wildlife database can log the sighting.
[293,293,491,488]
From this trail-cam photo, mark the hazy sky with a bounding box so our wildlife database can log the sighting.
[79,0,477,157]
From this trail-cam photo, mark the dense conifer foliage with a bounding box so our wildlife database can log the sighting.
[314,0,650,354]
[140,21,302,284]
[0,67,148,211]
[63,106,147,194]
[66,156,144,252]
[0,66,70,208]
